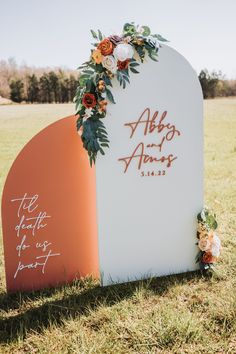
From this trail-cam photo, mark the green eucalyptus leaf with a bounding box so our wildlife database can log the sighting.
[150,54,158,62]
[155,34,169,42]
[123,23,136,35]
[99,147,105,155]
[106,88,116,104]
[135,45,145,62]
[83,70,95,75]
[130,67,139,74]
[75,101,82,111]
[206,215,218,230]
[76,117,83,131]
[98,29,103,41]
[103,74,112,87]
[141,26,151,36]
[90,29,98,39]
[123,75,130,83]
[101,143,109,147]
[129,62,140,67]
[95,64,104,73]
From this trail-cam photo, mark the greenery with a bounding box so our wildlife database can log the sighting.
[9,79,24,103]
[198,69,236,99]
[0,99,235,353]
[74,23,168,165]
[0,58,78,104]
[196,208,220,271]
[9,72,78,104]
[197,207,218,231]
[1,58,236,107]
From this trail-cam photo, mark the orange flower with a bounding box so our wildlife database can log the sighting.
[97,79,106,92]
[92,49,102,64]
[82,93,97,108]
[98,100,108,112]
[117,59,130,70]
[202,252,216,264]
[98,38,113,56]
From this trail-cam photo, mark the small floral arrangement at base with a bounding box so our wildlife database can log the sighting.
[74,22,168,166]
[196,207,221,271]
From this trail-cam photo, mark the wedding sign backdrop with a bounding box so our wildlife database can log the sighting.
[96,45,203,285]
[1,24,204,292]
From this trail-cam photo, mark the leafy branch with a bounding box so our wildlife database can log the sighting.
[74,23,168,165]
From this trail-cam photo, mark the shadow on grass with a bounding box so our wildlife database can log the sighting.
[0,270,203,344]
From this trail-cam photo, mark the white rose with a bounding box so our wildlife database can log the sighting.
[113,43,134,62]
[198,238,211,252]
[85,107,93,117]
[102,55,117,73]
[211,233,221,257]
[212,233,221,246]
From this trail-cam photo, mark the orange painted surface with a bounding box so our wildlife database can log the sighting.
[2,115,99,293]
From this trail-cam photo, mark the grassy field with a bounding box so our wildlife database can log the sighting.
[0,99,235,353]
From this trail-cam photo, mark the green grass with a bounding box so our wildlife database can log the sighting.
[0,99,236,353]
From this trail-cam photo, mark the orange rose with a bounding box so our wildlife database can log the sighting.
[92,49,102,64]
[117,59,130,70]
[98,38,113,56]
[82,93,97,108]
[202,252,216,264]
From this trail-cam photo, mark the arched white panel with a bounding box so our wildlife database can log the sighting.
[96,45,203,285]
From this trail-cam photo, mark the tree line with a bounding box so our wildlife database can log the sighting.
[9,72,78,103]
[0,59,236,103]
[198,69,236,99]
[0,58,79,103]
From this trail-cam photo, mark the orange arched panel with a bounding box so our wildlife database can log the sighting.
[2,115,99,292]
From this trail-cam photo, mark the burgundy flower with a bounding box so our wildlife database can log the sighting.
[82,93,97,108]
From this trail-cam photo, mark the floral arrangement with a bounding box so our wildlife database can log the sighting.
[196,207,221,271]
[74,23,168,165]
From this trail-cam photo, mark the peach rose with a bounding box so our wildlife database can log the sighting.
[102,55,117,73]
[199,229,214,241]
[198,238,211,252]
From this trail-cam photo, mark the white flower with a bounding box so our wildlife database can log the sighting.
[102,55,117,73]
[85,108,93,118]
[113,43,134,62]
[211,233,221,257]
[198,238,211,252]
[146,35,160,49]
[82,108,94,122]
[212,233,221,247]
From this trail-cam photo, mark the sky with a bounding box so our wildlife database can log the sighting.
[0,0,236,78]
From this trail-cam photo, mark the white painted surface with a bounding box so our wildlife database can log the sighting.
[96,45,203,286]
